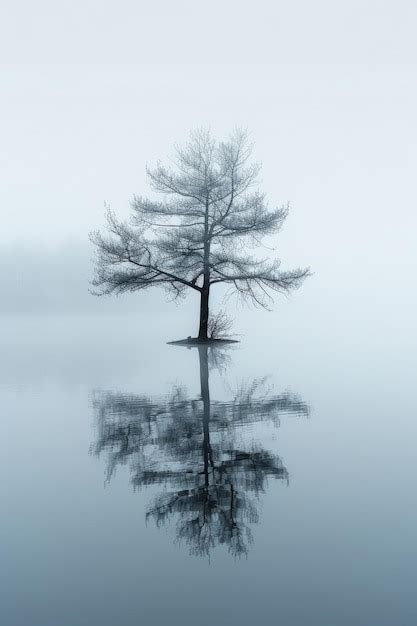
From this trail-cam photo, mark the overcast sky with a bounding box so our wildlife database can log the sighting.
[1,2,416,330]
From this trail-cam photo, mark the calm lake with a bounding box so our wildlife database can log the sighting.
[1,313,416,626]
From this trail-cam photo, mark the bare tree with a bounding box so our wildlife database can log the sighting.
[90,129,310,340]
[207,309,234,340]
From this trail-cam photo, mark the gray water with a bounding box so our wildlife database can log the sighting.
[1,314,416,626]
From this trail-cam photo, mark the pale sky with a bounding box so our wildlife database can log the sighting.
[1,2,416,331]
[1,1,416,64]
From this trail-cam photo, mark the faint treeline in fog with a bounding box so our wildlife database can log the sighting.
[0,241,172,315]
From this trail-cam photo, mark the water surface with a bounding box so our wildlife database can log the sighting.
[1,314,416,625]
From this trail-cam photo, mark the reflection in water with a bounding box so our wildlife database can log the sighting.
[92,346,309,557]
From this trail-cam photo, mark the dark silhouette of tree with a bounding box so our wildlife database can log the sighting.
[91,347,309,557]
[90,129,310,340]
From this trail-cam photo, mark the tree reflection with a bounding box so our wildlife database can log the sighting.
[92,346,309,557]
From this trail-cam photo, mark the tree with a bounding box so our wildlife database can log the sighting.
[90,129,310,340]
[92,345,310,557]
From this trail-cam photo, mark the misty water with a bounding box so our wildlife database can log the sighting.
[1,313,416,626]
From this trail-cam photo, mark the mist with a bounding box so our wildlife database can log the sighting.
[2,9,417,625]
[1,63,416,333]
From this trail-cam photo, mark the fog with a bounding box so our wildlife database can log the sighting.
[1,63,416,336]
[2,8,417,625]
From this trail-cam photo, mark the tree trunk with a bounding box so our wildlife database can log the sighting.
[199,198,210,341]
[198,285,209,340]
